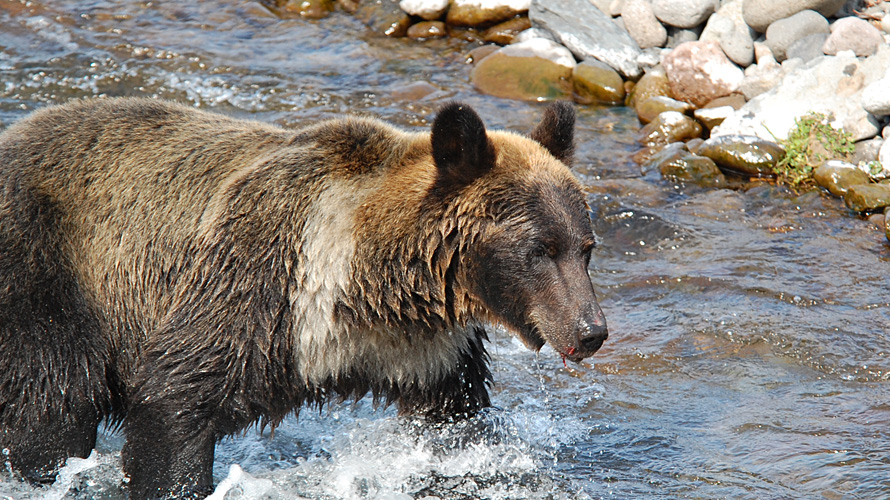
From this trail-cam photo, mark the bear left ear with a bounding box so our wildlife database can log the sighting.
[530,101,575,164]
[431,102,496,193]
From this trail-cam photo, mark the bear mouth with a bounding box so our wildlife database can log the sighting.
[516,324,546,351]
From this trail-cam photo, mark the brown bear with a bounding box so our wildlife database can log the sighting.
[0,97,607,499]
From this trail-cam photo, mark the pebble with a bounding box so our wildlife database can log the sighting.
[814,160,872,197]
[742,0,847,33]
[662,40,745,107]
[699,0,754,67]
[572,59,627,105]
[652,0,716,29]
[530,0,643,78]
[622,0,667,49]
[696,135,784,177]
[823,16,884,57]
[843,183,890,212]
[765,9,829,62]
[399,0,449,20]
[481,16,531,44]
[470,38,574,101]
[447,0,530,26]
[407,20,447,38]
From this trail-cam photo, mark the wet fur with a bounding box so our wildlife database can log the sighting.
[0,98,597,499]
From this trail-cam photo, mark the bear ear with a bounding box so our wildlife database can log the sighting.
[530,101,575,164]
[431,102,496,193]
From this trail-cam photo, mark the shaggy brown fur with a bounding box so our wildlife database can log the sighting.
[0,98,607,499]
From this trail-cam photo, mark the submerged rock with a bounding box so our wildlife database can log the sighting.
[355,0,412,36]
[407,20,447,38]
[530,0,642,78]
[470,38,574,101]
[696,135,783,177]
[572,59,626,105]
[659,153,728,187]
[844,183,890,212]
[814,160,872,197]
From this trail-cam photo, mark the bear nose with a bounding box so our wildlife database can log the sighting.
[579,324,608,353]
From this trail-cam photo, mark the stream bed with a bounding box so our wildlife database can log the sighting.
[0,1,888,499]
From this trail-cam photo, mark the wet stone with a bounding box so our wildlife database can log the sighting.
[627,65,671,111]
[660,153,728,187]
[572,59,626,105]
[399,0,449,20]
[447,0,529,27]
[407,20,447,39]
[466,44,500,64]
[636,95,691,124]
[844,183,890,212]
[885,206,890,242]
[482,16,532,45]
[282,0,334,18]
[697,135,783,177]
[637,111,703,148]
[470,38,574,101]
[694,105,734,131]
[354,0,412,37]
[640,141,687,174]
[814,160,872,197]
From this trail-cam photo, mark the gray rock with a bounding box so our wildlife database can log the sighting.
[852,136,883,165]
[739,58,784,99]
[861,75,890,117]
[622,0,667,49]
[714,47,890,142]
[742,0,848,33]
[665,25,702,48]
[652,0,717,29]
[786,33,829,63]
[765,10,830,62]
[700,0,755,67]
[589,0,613,15]
[823,16,884,57]
[530,0,643,78]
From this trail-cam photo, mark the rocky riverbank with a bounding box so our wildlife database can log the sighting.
[264,0,890,244]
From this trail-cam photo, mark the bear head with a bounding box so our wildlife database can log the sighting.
[429,101,608,363]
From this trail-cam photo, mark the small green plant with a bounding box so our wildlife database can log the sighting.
[773,112,855,190]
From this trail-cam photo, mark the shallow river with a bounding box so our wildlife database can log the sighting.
[1,1,889,499]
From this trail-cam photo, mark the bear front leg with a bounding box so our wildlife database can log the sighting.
[123,387,217,500]
[398,326,493,421]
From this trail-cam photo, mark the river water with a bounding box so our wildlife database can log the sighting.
[1,1,888,499]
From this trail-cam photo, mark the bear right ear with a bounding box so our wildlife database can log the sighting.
[431,102,496,193]
[530,101,575,164]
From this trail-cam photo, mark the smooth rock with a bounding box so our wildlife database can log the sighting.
[694,105,735,131]
[514,27,556,43]
[861,76,890,117]
[742,0,847,33]
[814,160,872,196]
[714,48,890,142]
[765,10,829,62]
[704,93,746,110]
[697,135,784,177]
[739,55,784,99]
[470,38,574,100]
[686,137,705,153]
[281,0,334,18]
[572,59,626,105]
[844,183,890,211]
[640,141,688,174]
[637,96,692,124]
[662,40,745,107]
[407,20,448,38]
[652,0,716,29]
[786,33,829,63]
[665,25,702,48]
[355,0,412,37]
[699,0,754,67]
[627,64,672,111]
[399,0,449,20]
[660,153,728,187]
[637,111,703,148]
[823,16,884,57]
[621,0,667,49]
[530,0,642,78]
[467,44,500,64]
[852,136,883,165]
[482,16,532,44]
[447,0,530,26]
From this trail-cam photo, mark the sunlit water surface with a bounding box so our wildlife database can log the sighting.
[1,1,888,499]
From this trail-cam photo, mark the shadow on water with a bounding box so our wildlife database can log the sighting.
[1,1,889,499]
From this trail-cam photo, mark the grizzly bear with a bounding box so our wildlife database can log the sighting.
[0,98,607,499]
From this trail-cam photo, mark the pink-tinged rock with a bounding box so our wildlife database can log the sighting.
[663,40,745,107]
[823,16,884,57]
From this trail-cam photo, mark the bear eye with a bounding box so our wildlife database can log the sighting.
[531,242,559,261]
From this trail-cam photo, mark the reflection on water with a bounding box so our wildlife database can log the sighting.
[1,1,889,499]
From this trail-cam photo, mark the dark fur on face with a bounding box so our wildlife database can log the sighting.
[0,98,606,499]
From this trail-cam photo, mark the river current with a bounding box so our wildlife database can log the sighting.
[0,2,888,499]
